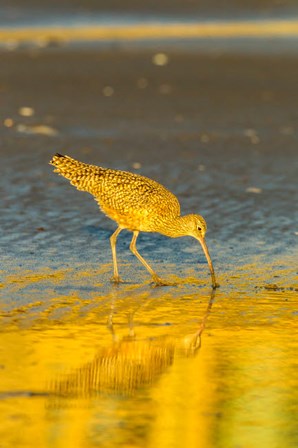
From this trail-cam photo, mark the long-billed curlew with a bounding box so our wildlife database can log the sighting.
[50,154,218,288]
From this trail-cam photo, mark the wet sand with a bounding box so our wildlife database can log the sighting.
[1,45,297,285]
[0,34,297,448]
[3,0,298,20]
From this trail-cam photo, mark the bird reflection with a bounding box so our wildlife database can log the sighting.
[50,289,216,399]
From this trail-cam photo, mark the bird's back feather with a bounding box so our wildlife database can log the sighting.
[50,153,181,231]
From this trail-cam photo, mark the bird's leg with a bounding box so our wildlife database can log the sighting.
[129,231,167,286]
[110,227,123,283]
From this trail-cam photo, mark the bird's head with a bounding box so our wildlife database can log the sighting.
[185,214,207,239]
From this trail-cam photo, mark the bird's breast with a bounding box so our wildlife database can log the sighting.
[99,202,180,233]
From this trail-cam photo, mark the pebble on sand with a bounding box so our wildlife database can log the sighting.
[246,187,262,194]
[102,86,114,97]
[3,118,14,127]
[16,124,58,136]
[244,128,260,144]
[152,53,169,66]
[18,107,35,117]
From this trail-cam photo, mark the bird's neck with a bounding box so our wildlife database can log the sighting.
[158,215,191,238]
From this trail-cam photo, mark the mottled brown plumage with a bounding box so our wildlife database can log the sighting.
[50,153,217,287]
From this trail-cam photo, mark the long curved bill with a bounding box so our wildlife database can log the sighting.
[196,236,218,289]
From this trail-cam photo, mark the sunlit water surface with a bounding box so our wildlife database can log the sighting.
[0,265,297,448]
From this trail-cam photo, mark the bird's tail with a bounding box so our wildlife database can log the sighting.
[50,153,105,194]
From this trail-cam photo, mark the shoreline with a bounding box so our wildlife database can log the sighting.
[1,19,298,43]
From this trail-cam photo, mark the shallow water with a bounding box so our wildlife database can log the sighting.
[0,275,297,448]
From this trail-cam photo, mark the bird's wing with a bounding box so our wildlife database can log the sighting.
[95,171,180,216]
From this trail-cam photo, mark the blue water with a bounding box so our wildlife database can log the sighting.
[1,4,298,29]
[1,0,298,31]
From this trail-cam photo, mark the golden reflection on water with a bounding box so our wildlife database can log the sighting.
[1,20,298,44]
[50,292,213,400]
[0,266,297,448]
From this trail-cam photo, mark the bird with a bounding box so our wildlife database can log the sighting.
[50,153,218,288]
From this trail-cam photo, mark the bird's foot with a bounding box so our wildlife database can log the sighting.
[212,282,220,289]
[152,275,174,287]
[110,275,125,285]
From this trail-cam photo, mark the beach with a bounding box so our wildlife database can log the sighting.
[0,5,297,448]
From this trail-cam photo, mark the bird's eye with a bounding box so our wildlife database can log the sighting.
[197,226,202,231]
